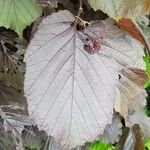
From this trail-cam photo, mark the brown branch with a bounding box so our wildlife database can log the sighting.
[77,0,83,17]
[74,0,90,29]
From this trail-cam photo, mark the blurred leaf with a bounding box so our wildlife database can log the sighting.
[137,15,150,44]
[116,124,144,150]
[42,136,63,150]
[120,128,135,150]
[22,125,47,150]
[89,141,115,150]
[115,19,147,48]
[22,125,63,150]
[116,127,130,150]
[0,83,31,135]
[137,15,150,29]
[102,112,123,144]
[0,116,24,150]
[127,111,150,141]
[121,68,148,89]
[36,0,58,16]
[0,29,26,91]
[0,0,43,37]
[115,68,146,120]
[143,55,150,116]
[37,0,58,8]
[132,124,144,150]
[0,106,30,135]
[144,0,150,14]
[88,0,150,20]
[0,82,27,113]
[0,130,17,150]
[145,139,150,150]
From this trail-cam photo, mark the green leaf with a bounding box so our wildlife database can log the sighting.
[145,139,150,150]
[143,55,150,116]
[143,55,150,88]
[89,141,116,150]
[0,0,43,37]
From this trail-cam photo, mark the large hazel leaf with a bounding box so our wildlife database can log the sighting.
[24,10,145,149]
[0,0,42,37]
[88,0,150,20]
